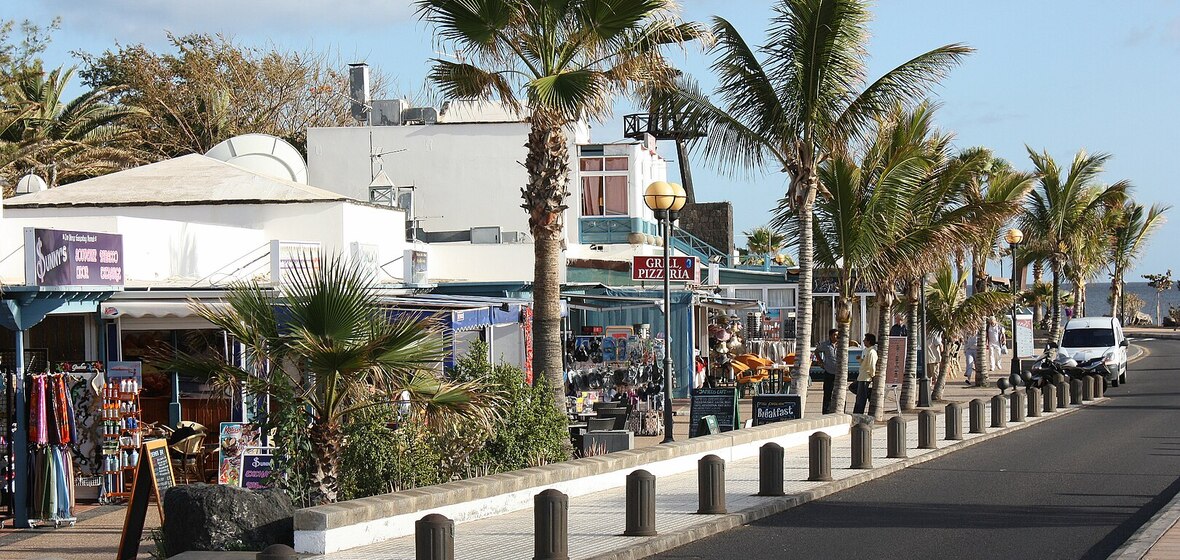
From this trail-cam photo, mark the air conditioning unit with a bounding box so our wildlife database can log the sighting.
[402,107,438,125]
[371,99,406,126]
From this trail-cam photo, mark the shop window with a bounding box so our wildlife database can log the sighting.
[0,315,89,364]
[767,288,796,310]
[581,176,629,216]
[121,329,225,399]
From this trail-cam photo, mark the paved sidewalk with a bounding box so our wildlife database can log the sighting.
[0,505,159,559]
[315,391,1091,560]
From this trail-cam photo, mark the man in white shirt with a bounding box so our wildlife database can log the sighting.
[987,317,1005,372]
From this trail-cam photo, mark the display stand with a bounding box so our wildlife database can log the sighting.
[100,379,142,504]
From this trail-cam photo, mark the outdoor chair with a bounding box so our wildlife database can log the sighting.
[169,432,207,484]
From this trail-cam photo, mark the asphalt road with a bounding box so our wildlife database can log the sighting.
[653,338,1180,560]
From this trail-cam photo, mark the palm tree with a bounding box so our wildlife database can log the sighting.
[1022,148,1127,343]
[1,65,142,187]
[1108,202,1168,323]
[416,0,703,412]
[742,225,787,266]
[170,253,493,504]
[926,265,1010,401]
[669,0,970,410]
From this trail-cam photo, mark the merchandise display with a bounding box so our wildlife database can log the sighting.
[99,377,142,504]
[26,373,78,526]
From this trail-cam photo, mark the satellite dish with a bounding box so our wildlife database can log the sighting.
[205,133,308,183]
[15,174,48,194]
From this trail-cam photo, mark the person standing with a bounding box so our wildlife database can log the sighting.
[926,330,943,380]
[853,333,878,414]
[987,317,1005,372]
[963,332,978,385]
[889,315,908,337]
[815,329,840,414]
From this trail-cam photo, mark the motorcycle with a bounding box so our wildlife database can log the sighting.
[998,342,1109,392]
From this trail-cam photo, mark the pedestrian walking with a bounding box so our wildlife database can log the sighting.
[853,333,877,414]
[926,330,943,380]
[987,317,1006,372]
[815,328,840,414]
[963,332,978,385]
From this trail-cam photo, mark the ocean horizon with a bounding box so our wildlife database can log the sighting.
[1080,281,1180,321]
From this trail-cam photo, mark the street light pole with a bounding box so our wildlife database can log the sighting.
[1006,228,1024,381]
[645,181,686,444]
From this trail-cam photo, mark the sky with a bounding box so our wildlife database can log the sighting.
[6,0,1180,279]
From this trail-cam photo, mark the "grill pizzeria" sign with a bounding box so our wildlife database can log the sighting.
[631,256,699,282]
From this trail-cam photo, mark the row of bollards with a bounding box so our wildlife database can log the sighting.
[409,382,1100,560]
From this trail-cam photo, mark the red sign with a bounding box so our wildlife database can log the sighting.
[631,256,700,282]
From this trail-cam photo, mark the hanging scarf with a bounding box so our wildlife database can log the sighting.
[28,375,48,446]
[50,375,73,445]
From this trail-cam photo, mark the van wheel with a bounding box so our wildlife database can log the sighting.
[1119,368,1127,384]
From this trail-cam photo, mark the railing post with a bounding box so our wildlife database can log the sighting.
[808,431,833,482]
[851,423,872,469]
[697,455,726,514]
[887,416,907,459]
[415,514,455,560]
[624,470,657,537]
[534,489,569,560]
[945,402,963,441]
[758,443,785,497]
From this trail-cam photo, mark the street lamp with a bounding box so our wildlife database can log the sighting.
[1005,228,1024,381]
[645,180,687,443]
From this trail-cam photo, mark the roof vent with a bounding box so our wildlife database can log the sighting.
[15,174,48,195]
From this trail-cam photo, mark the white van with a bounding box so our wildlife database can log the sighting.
[1058,316,1129,386]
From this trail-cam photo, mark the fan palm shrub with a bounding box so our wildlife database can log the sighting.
[1107,202,1168,323]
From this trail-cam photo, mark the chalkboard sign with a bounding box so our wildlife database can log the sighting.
[752,394,802,426]
[239,450,274,490]
[697,414,720,436]
[689,388,738,437]
[117,439,174,560]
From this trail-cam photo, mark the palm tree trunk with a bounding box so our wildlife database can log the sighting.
[869,291,891,419]
[675,138,696,205]
[1032,260,1044,327]
[901,282,919,410]
[1110,270,1121,322]
[792,177,817,413]
[524,116,570,414]
[932,342,953,401]
[832,306,851,414]
[1050,256,1063,343]
[972,254,988,387]
[975,323,988,387]
[309,420,342,504]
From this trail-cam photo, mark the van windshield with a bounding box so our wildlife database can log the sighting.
[1062,328,1115,348]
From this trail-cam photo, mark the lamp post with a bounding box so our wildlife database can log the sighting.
[1006,228,1024,380]
[645,180,687,443]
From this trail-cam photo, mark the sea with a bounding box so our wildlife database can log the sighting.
[1081,281,1180,320]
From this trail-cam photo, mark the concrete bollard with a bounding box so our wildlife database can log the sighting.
[1011,390,1026,423]
[534,489,569,560]
[1070,379,1083,404]
[1043,384,1057,413]
[1082,376,1094,401]
[991,395,1007,429]
[945,402,963,441]
[808,431,833,482]
[415,514,455,560]
[1027,387,1041,417]
[697,455,726,514]
[1095,376,1105,398]
[624,470,657,536]
[887,416,907,459]
[969,399,986,434]
[757,443,785,497]
[1057,381,1070,407]
[918,410,937,449]
[256,545,298,560]
[851,423,873,469]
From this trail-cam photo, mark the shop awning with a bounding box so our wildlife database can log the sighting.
[563,293,663,312]
[381,294,535,332]
[696,294,763,312]
[99,300,228,319]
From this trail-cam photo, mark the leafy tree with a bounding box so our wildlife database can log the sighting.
[76,33,380,159]
[416,0,704,415]
[1144,269,1173,325]
[742,225,789,266]
[666,0,970,411]
[170,252,494,504]
[1108,202,1168,323]
[1022,149,1127,343]
[0,17,59,75]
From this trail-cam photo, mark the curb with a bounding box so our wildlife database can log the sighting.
[1108,490,1180,560]
[587,395,1106,560]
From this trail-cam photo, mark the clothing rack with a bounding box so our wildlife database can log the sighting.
[26,373,77,527]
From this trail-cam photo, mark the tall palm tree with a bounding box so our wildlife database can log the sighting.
[416,0,703,412]
[926,265,1010,401]
[1108,202,1168,322]
[670,0,970,409]
[170,253,493,504]
[1022,148,1128,343]
[1,65,142,187]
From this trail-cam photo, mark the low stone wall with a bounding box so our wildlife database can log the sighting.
[294,413,851,554]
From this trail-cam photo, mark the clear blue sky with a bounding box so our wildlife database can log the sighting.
[9,0,1180,278]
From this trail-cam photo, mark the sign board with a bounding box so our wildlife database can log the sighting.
[107,361,143,385]
[269,240,320,285]
[885,337,906,385]
[404,249,428,285]
[752,394,802,425]
[631,256,700,282]
[117,439,173,560]
[1015,314,1035,357]
[689,387,738,437]
[697,414,720,436]
[239,449,275,490]
[24,227,124,287]
[217,422,261,486]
